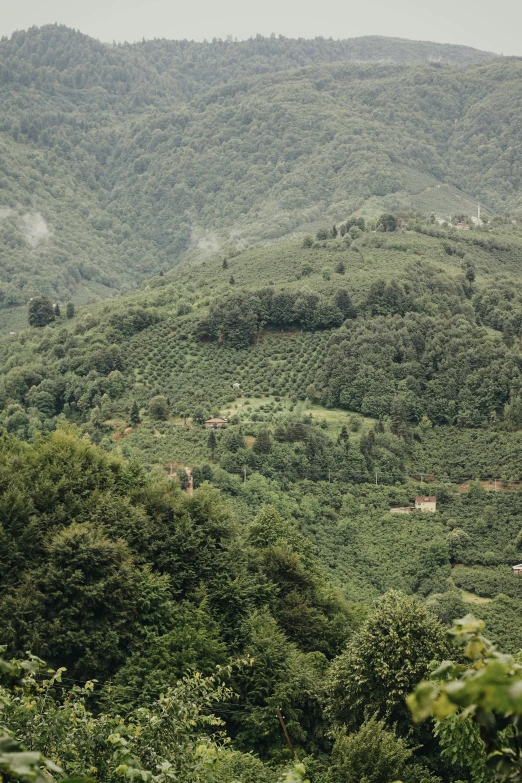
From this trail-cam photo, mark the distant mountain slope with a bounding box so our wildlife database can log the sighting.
[0,26,495,104]
[105,59,522,255]
[0,24,515,317]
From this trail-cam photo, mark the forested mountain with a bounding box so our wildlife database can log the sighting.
[0,25,496,101]
[0,23,515,318]
[3,214,522,781]
[4,26,522,782]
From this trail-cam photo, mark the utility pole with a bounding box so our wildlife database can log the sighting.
[375,471,378,486]
[276,708,295,758]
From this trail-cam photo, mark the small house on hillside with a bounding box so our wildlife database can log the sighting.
[415,496,436,512]
[205,417,227,430]
[513,564,522,575]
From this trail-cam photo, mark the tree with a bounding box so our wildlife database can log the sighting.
[149,395,169,420]
[390,397,410,440]
[90,406,103,429]
[192,406,210,425]
[302,235,314,248]
[316,228,329,241]
[463,261,476,285]
[177,470,190,490]
[335,260,346,275]
[221,428,246,453]
[129,400,141,426]
[222,257,229,269]
[54,302,61,317]
[330,716,413,783]
[335,289,356,319]
[192,463,213,488]
[7,522,142,681]
[248,506,292,548]
[377,213,399,232]
[229,275,235,285]
[28,296,54,328]
[446,528,471,562]
[253,429,272,454]
[207,428,217,457]
[503,319,515,348]
[65,301,74,319]
[337,425,349,445]
[106,370,126,398]
[325,591,448,732]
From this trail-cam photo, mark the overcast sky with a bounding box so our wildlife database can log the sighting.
[2,0,521,55]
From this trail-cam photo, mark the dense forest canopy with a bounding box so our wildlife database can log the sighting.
[0,24,518,318]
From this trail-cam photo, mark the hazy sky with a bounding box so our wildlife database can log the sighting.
[2,0,521,55]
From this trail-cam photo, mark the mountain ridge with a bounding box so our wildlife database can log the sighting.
[0,25,515,322]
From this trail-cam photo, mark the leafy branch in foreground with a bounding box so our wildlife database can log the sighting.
[0,647,63,783]
[407,615,522,780]
[0,649,245,783]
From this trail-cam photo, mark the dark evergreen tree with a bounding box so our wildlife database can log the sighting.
[253,429,272,454]
[335,289,356,318]
[66,302,75,319]
[207,428,217,457]
[464,262,476,284]
[222,258,229,269]
[54,302,61,317]
[335,260,346,275]
[503,320,515,348]
[229,275,235,285]
[28,296,55,328]
[129,400,141,427]
[177,470,190,490]
[338,425,349,444]
[192,463,213,488]
[390,398,410,439]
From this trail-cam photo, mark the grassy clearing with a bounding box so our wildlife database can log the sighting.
[461,590,492,605]
[305,403,376,439]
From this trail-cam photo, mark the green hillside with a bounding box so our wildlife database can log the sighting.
[2,215,522,781]
[2,215,522,605]
[4,28,522,782]
[0,24,517,320]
